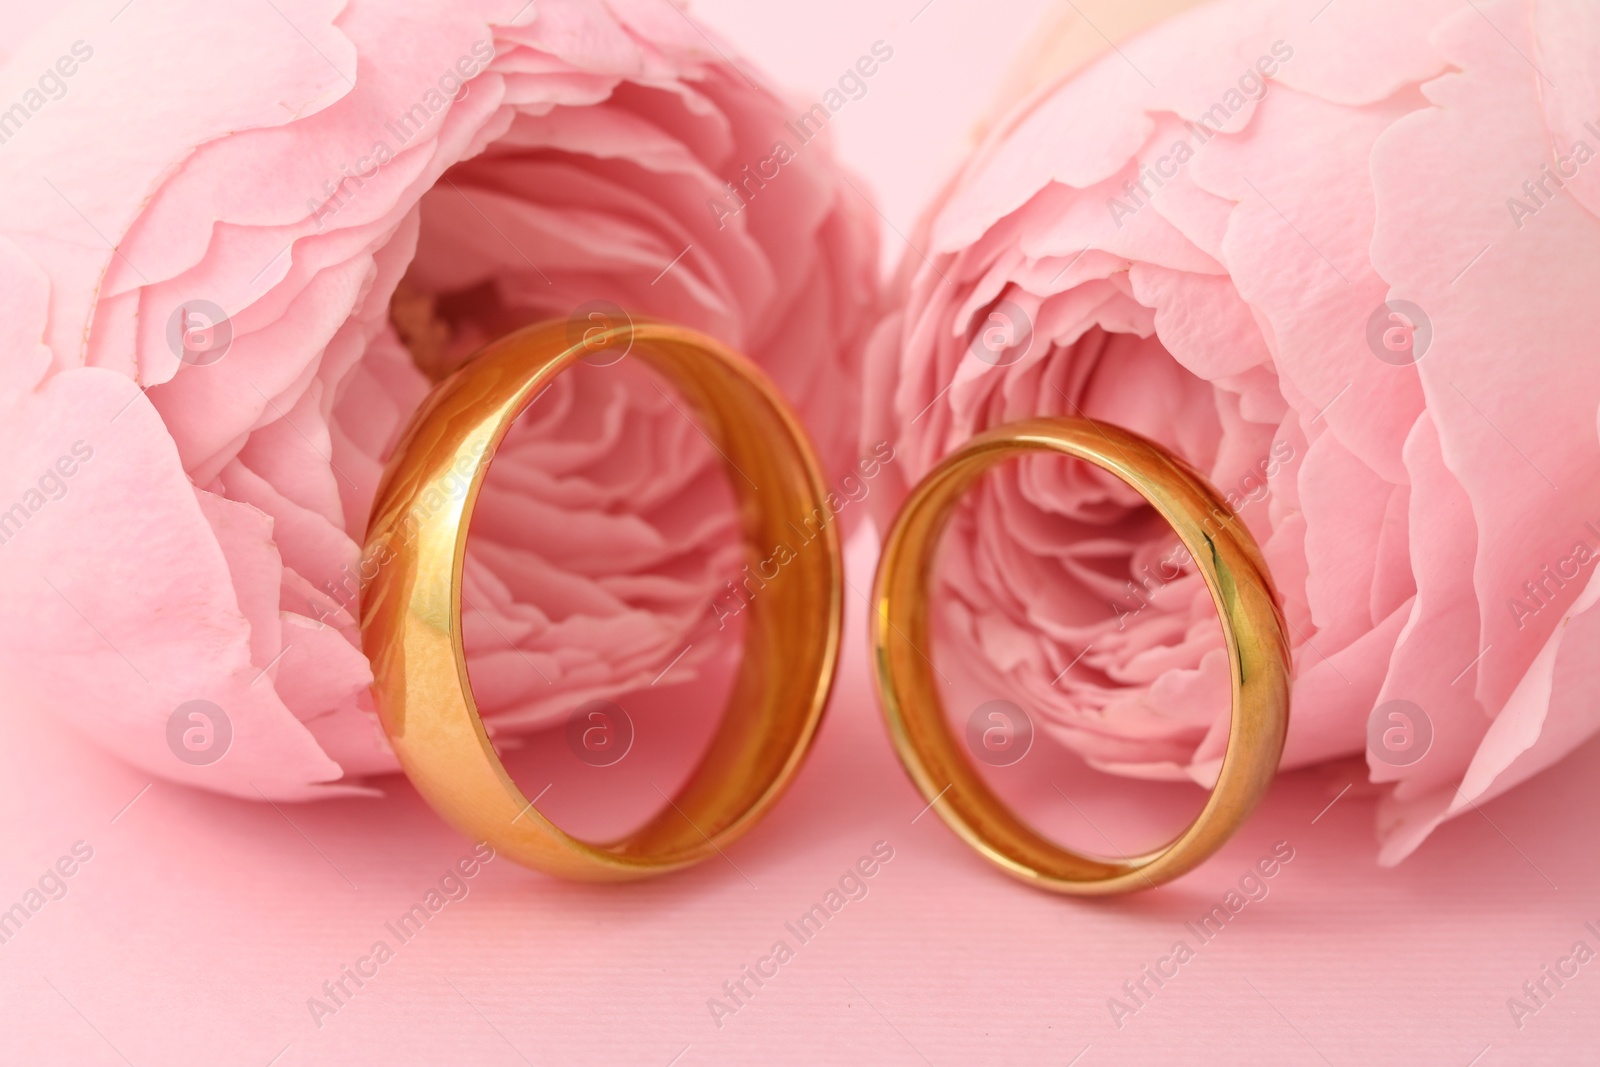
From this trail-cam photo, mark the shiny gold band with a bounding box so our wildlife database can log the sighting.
[362,320,842,880]
[871,417,1291,895]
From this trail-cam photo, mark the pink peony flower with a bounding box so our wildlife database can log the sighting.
[864,0,1600,862]
[0,0,876,798]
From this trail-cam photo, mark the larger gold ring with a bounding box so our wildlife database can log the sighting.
[872,417,1291,895]
[362,319,842,881]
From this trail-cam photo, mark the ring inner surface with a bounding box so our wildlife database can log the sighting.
[599,332,839,862]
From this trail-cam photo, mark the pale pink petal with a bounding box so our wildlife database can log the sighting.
[869,0,1600,863]
[1,0,878,800]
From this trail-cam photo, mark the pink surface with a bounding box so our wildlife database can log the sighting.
[4,1,1599,1064]
[3,533,1599,1064]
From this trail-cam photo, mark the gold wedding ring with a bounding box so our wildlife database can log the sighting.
[872,418,1291,895]
[362,319,842,880]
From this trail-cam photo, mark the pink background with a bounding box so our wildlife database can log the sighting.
[5,1,1600,1063]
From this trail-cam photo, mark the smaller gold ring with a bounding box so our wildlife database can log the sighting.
[871,417,1291,895]
[362,319,843,881]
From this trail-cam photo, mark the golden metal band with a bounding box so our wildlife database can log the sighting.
[871,417,1291,895]
[362,319,843,880]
